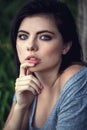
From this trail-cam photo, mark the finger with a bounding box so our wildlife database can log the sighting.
[16,80,41,94]
[16,75,42,89]
[19,63,28,77]
[15,85,37,95]
[16,77,42,94]
[20,62,34,77]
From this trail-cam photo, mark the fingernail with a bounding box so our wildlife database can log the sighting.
[29,63,35,66]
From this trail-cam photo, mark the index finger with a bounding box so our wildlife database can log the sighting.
[19,62,34,77]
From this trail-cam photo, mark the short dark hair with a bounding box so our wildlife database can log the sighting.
[10,0,83,73]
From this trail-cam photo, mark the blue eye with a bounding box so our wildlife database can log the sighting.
[40,35,52,41]
[18,34,28,40]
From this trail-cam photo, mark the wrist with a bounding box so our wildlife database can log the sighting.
[15,103,29,111]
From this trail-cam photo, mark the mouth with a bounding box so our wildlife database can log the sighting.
[25,56,41,65]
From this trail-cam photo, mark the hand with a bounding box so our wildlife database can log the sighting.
[15,62,42,109]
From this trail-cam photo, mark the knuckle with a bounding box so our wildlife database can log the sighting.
[28,85,31,89]
[15,86,17,91]
[16,78,18,82]
[33,90,36,95]
[28,74,33,79]
[29,79,32,84]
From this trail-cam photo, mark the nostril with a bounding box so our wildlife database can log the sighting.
[27,46,38,51]
[27,46,34,51]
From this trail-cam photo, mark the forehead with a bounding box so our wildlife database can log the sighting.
[18,14,58,31]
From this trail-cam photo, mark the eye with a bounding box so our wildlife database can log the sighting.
[40,35,52,41]
[18,34,28,40]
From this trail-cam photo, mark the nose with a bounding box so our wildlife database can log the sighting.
[26,39,38,51]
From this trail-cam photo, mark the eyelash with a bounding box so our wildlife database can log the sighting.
[39,35,52,41]
[18,34,28,40]
[17,34,52,41]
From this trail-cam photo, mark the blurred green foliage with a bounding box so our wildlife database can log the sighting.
[0,40,16,128]
[0,0,28,129]
[0,0,77,129]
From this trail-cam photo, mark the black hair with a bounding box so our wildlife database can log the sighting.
[10,0,83,74]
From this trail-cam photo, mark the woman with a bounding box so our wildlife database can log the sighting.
[3,0,87,130]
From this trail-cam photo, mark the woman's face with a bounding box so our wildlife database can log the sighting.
[16,14,70,73]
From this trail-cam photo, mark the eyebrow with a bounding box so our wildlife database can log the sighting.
[37,30,55,35]
[18,30,29,34]
[18,30,55,35]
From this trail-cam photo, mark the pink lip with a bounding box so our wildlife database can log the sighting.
[25,55,41,64]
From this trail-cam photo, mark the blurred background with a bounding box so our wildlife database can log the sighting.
[0,0,87,129]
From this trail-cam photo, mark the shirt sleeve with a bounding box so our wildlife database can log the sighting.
[13,93,17,102]
[56,69,87,130]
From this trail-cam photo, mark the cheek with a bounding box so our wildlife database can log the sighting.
[16,44,25,63]
[42,45,62,58]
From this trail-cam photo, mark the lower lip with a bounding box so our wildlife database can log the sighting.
[26,59,41,64]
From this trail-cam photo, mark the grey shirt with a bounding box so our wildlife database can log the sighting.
[13,66,87,130]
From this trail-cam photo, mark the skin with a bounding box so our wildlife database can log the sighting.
[3,14,82,130]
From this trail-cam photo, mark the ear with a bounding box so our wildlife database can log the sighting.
[62,42,72,55]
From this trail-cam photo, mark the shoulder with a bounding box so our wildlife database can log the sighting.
[58,65,87,109]
[59,65,86,90]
